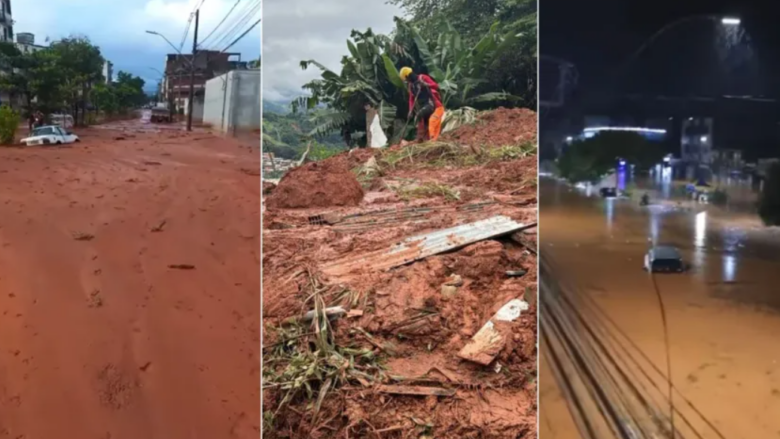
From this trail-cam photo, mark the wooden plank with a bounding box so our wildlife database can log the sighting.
[376,385,455,397]
[458,321,505,366]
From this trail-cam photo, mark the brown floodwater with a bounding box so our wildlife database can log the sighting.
[540,178,780,439]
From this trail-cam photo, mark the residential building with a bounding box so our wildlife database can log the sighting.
[162,50,247,115]
[15,32,45,54]
[0,0,12,43]
[711,149,744,170]
[680,117,714,165]
[102,61,113,84]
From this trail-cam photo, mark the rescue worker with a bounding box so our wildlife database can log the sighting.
[399,67,445,142]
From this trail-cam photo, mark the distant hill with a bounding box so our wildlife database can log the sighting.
[263,100,291,114]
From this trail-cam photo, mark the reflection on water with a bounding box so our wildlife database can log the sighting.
[649,206,660,245]
[723,254,737,282]
[694,211,707,271]
[541,176,780,309]
[617,168,626,192]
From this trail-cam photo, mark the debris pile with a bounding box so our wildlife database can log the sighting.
[262,107,538,438]
[265,159,365,209]
[441,107,537,146]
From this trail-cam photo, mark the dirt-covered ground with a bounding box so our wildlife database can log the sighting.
[262,108,538,438]
[0,118,260,438]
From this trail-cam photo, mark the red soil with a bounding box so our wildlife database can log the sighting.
[442,107,537,147]
[0,120,260,438]
[265,159,365,209]
[262,108,538,438]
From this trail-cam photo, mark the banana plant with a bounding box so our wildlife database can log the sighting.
[291,13,534,145]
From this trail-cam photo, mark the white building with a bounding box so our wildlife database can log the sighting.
[0,0,12,43]
[203,69,260,134]
[102,61,113,84]
[681,117,714,165]
[15,33,46,54]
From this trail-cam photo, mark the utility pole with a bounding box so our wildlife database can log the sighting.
[186,8,199,131]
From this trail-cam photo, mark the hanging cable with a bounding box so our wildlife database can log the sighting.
[199,0,241,48]
[208,0,260,51]
[221,18,260,52]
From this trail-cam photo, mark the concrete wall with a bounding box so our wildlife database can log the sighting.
[183,96,204,122]
[203,69,260,134]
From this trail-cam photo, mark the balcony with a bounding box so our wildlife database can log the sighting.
[0,8,10,23]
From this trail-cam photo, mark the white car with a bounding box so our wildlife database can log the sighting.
[21,125,80,146]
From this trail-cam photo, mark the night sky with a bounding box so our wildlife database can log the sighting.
[540,0,780,99]
[540,0,780,158]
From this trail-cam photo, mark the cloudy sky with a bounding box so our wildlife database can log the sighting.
[14,0,261,92]
[262,0,403,103]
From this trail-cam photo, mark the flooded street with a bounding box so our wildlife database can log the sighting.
[539,178,780,439]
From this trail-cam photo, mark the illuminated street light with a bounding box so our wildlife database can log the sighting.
[721,17,740,25]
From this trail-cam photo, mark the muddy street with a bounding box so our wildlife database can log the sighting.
[539,178,780,438]
[0,120,260,438]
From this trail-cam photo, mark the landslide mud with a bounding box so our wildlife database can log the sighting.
[265,158,365,209]
[0,121,260,438]
[262,108,538,438]
[441,107,537,146]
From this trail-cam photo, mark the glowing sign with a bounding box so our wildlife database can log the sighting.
[583,126,667,134]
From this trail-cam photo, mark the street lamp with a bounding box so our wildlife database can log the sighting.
[145,30,182,55]
[721,17,740,25]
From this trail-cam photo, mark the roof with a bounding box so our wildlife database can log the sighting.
[651,245,681,259]
[322,216,529,277]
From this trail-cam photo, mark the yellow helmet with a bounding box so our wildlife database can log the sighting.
[399,67,412,81]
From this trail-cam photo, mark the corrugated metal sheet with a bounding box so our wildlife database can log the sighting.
[322,215,528,277]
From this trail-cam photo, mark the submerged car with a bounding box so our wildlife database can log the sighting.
[21,125,80,146]
[644,245,685,273]
[600,187,617,198]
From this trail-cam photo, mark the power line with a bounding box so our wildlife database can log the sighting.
[207,0,260,51]
[201,0,251,49]
[214,0,260,51]
[221,18,260,53]
[177,0,205,52]
[198,0,241,48]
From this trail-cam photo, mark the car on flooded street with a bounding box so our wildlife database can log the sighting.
[644,245,686,273]
[20,125,80,146]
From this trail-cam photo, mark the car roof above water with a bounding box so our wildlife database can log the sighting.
[650,245,681,260]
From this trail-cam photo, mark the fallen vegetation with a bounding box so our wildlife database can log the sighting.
[262,107,538,438]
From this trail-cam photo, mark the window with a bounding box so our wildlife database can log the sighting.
[33,127,54,136]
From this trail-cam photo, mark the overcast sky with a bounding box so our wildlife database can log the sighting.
[14,0,261,92]
[262,0,403,103]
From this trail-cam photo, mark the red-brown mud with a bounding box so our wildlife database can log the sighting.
[441,107,537,146]
[262,109,538,438]
[265,159,365,209]
[0,121,260,438]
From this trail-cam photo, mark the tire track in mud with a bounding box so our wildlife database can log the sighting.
[0,126,260,439]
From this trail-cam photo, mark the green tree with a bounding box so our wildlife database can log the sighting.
[0,42,38,111]
[48,37,105,125]
[557,131,664,183]
[758,163,780,226]
[389,0,537,106]
[292,16,529,146]
[0,105,20,145]
[91,82,119,114]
